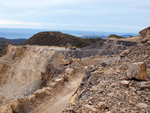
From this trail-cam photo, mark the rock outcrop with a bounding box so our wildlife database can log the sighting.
[140,26,150,42]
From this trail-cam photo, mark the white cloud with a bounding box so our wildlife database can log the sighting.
[0,19,40,25]
[0,0,86,8]
[0,0,149,32]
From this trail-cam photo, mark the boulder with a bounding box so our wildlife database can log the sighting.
[127,62,147,80]
[34,89,45,99]
[61,60,72,66]
[84,104,97,112]
[42,87,52,96]
[65,68,74,75]
[11,98,25,113]
[140,81,150,89]
[90,86,98,91]
[92,70,103,74]
[101,62,107,67]
[97,102,107,109]
[49,82,57,88]
[55,78,64,85]
[120,80,130,87]
[120,50,130,58]
[28,94,36,102]
[0,104,13,113]
[62,74,69,82]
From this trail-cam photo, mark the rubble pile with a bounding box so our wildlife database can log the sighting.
[63,60,150,113]
[65,39,137,59]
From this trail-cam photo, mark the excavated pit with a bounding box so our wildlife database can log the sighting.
[0,39,139,112]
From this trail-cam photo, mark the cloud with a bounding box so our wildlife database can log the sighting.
[0,0,149,32]
[0,19,39,25]
[0,0,86,8]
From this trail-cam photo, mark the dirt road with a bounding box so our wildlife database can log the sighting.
[30,75,81,113]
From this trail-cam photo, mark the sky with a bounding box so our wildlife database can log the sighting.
[0,0,150,33]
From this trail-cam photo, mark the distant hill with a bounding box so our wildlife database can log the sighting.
[79,35,108,38]
[0,37,26,56]
[23,31,102,48]
[108,34,124,39]
[0,37,26,46]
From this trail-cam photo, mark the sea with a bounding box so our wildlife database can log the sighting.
[0,28,138,39]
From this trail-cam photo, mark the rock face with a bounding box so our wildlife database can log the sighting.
[127,62,147,80]
[139,26,150,42]
[0,45,57,100]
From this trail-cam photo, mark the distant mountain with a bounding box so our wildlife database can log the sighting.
[23,31,102,48]
[0,28,138,39]
[0,37,26,45]
[79,33,137,39]
[79,35,108,38]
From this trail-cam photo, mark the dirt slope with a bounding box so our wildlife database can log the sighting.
[0,45,67,105]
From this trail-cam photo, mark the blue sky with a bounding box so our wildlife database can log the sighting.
[0,0,150,33]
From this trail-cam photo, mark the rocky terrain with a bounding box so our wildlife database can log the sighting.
[0,27,149,113]
[63,27,150,113]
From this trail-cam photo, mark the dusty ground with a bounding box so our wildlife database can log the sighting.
[30,74,82,113]
[29,56,120,113]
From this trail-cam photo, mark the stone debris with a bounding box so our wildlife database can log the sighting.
[120,80,130,87]
[63,59,150,113]
[0,104,13,113]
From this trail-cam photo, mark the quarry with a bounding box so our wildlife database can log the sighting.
[0,27,149,113]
